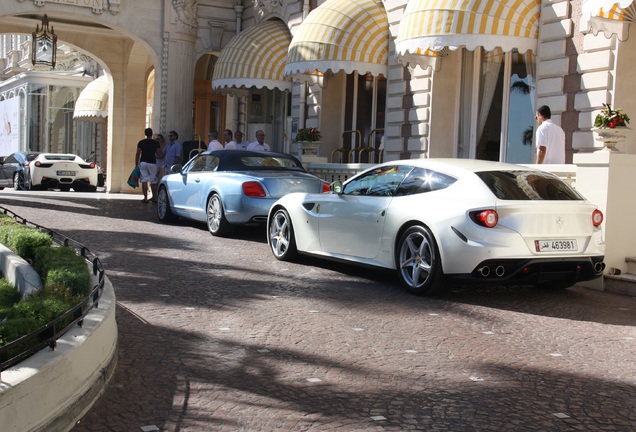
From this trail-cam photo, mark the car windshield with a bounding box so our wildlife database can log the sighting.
[476,170,583,200]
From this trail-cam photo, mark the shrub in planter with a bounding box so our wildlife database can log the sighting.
[0,216,92,365]
[0,296,74,361]
[34,246,91,300]
[0,223,52,262]
[0,278,21,308]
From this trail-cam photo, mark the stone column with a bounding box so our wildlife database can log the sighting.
[574,151,636,289]
[161,0,198,141]
[161,36,196,141]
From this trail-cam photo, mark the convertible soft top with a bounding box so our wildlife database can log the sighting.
[199,150,307,172]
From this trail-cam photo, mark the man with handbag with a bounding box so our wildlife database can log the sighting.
[135,127,162,203]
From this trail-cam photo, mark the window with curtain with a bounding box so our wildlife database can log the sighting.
[457,47,536,163]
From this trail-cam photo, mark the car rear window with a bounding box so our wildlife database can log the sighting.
[237,156,304,170]
[44,155,76,161]
[476,170,583,200]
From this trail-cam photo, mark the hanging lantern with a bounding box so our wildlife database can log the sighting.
[31,14,57,69]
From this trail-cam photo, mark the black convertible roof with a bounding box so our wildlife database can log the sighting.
[197,150,306,172]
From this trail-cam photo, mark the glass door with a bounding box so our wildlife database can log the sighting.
[457,48,536,163]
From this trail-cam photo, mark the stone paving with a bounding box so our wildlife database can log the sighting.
[1,189,636,431]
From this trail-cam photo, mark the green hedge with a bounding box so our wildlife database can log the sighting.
[0,216,91,362]
[0,218,52,262]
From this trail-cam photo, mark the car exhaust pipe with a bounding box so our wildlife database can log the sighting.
[479,266,490,277]
[595,262,606,273]
[495,266,505,277]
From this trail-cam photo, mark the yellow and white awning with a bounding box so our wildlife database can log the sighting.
[212,20,292,93]
[582,0,635,40]
[396,0,540,69]
[285,0,389,81]
[73,75,109,121]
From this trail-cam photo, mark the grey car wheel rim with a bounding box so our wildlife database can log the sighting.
[157,189,168,218]
[399,230,433,289]
[13,173,22,190]
[269,210,290,257]
[207,195,221,233]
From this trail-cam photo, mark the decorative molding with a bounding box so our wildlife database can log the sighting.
[254,0,283,15]
[208,20,225,51]
[172,0,199,33]
[108,0,121,15]
[19,0,120,14]
[160,34,169,134]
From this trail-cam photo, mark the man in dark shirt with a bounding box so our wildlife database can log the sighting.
[135,127,161,203]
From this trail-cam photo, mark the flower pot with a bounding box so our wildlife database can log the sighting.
[591,127,631,152]
[298,140,321,156]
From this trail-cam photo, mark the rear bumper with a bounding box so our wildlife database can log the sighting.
[35,177,96,190]
[447,256,605,285]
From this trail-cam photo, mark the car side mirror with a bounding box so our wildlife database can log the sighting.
[331,180,342,194]
[171,164,183,173]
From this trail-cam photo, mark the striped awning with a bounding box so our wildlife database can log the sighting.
[581,0,635,40]
[285,0,389,82]
[396,0,540,69]
[212,20,292,93]
[73,75,109,121]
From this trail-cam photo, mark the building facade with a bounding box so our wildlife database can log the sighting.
[0,0,634,192]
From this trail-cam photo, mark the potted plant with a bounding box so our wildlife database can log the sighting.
[592,103,631,151]
[295,128,321,156]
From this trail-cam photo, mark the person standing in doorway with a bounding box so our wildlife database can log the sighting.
[234,130,248,150]
[207,130,224,151]
[535,105,565,164]
[164,130,182,168]
[222,129,237,149]
[247,129,270,151]
[135,127,161,203]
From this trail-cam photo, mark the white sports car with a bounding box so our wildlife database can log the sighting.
[26,153,99,192]
[267,159,605,295]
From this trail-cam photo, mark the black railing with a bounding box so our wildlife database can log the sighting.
[0,206,106,371]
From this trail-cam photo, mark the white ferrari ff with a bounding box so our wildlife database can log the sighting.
[267,159,605,295]
[26,153,99,192]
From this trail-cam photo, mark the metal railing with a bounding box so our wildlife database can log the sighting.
[0,206,106,371]
[307,162,374,183]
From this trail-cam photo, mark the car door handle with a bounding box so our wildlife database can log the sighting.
[195,178,200,183]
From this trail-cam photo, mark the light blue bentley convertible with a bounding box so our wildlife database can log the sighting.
[156,150,329,237]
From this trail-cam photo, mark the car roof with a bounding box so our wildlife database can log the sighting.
[197,150,305,170]
[204,149,298,159]
[377,158,542,177]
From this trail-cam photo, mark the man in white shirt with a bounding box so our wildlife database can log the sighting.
[235,131,249,150]
[206,130,223,151]
[247,130,270,151]
[535,105,565,164]
[222,129,237,150]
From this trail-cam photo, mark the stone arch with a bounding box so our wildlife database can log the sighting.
[0,9,161,192]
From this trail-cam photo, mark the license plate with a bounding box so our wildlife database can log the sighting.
[57,170,76,176]
[535,239,577,252]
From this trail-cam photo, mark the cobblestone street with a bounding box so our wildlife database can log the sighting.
[1,190,636,431]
